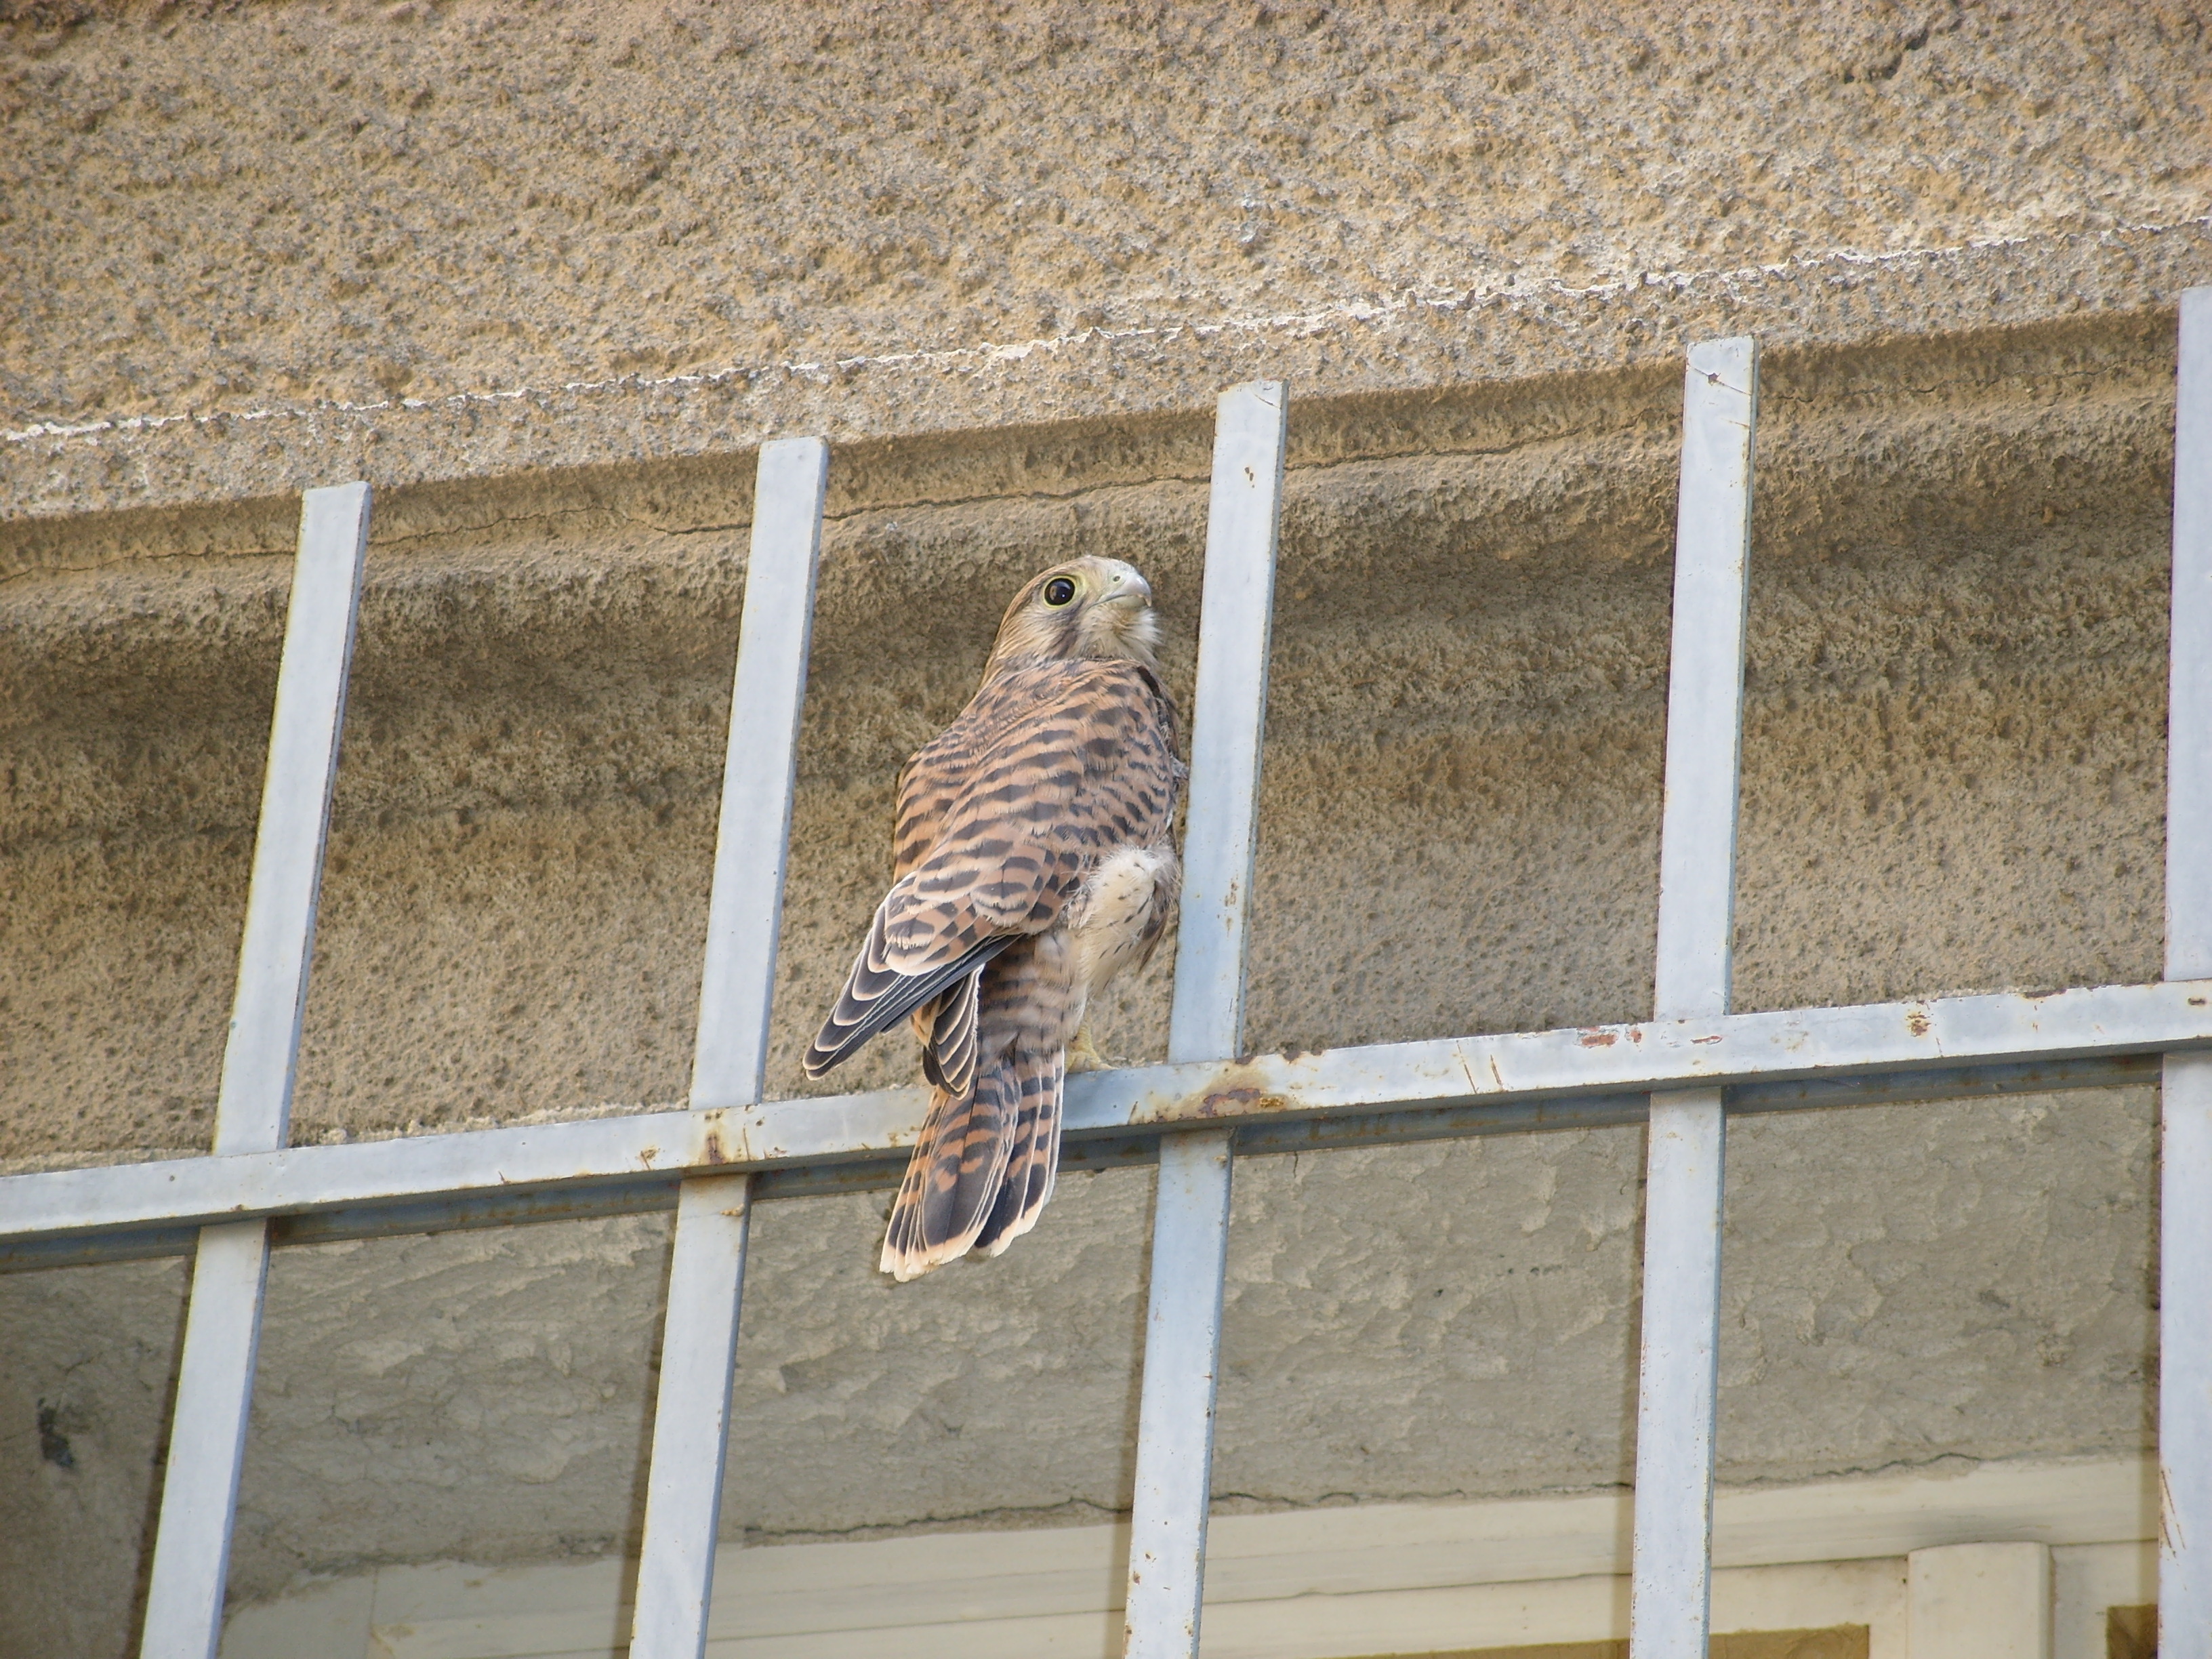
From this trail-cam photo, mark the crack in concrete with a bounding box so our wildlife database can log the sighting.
[1761,348,2176,409]
[1200,1450,2102,1513]
[0,410,1673,589]
[738,1495,1128,1545]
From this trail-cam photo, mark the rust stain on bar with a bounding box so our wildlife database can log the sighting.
[1195,1086,1273,1118]
[1452,1047,1482,1095]
[1123,1059,1299,1127]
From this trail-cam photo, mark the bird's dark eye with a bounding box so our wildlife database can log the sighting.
[1042,576,1078,607]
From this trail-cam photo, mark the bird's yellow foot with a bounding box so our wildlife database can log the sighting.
[1066,1026,1111,1073]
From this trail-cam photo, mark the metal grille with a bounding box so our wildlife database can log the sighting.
[9,289,2212,1659]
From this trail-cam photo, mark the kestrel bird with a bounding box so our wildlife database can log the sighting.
[804,557,1182,1281]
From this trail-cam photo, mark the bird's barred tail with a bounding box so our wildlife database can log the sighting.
[972,1049,1063,1257]
[880,1048,1065,1281]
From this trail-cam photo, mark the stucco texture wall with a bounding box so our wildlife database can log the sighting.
[4,0,2206,428]
[0,1,2206,1653]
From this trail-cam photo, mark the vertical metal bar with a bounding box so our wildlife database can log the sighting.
[628,438,830,1659]
[1124,380,1287,1659]
[628,1171,753,1657]
[2162,285,2212,1658]
[1630,337,1758,1659]
[1165,383,1286,1066]
[140,483,371,1659]
[684,438,833,1115]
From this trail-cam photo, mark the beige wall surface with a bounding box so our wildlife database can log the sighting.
[1,2,2208,1654]
[6,1,2205,430]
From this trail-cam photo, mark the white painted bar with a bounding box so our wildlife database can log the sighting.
[141,1222,272,1659]
[686,438,831,1113]
[1125,380,1287,1658]
[1631,1085,1727,1652]
[1631,337,1757,1659]
[5,977,2210,1250]
[1167,380,1286,1067]
[630,1173,754,1659]
[0,1051,2159,1273]
[141,483,371,1659]
[631,438,830,1659]
[2163,284,2212,1658]
[1650,338,1757,1024]
[1126,1129,1236,1657]
[214,483,375,1158]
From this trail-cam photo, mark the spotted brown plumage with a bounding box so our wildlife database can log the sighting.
[803,556,1183,1281]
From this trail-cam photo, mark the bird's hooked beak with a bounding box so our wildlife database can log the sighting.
[1102,567,1154,609]
[1093,563,1161,667]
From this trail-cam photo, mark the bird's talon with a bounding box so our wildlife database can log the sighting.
[1066,1027,1111,1072]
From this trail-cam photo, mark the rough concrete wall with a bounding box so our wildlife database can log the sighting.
[0,1,2206,1652]
[4,1,2205,426]
[0,1258,184,1658]
[5,2,2210,519]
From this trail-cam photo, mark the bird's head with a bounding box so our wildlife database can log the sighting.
[985,556,1160,676]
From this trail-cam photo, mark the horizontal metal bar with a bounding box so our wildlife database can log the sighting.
[0,1226,205,1274]
[0,1050,2164,1276]
[1230,1092,1654,1157]
[272,1179,685,1245]
[2,979,2203,1258]
[1227,1050,2164,1161]
[1727,1051,2161,1115]
[0,1180,691,1275]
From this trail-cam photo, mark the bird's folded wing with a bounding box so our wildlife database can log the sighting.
[805,927,1009,1076]
[879,661,1176,969]
[803,662,1176,1078]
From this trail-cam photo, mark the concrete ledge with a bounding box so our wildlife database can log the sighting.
[9,218,2207,526]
